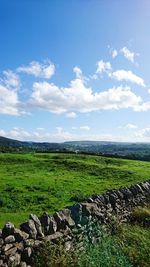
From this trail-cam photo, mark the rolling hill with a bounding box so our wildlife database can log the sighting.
[1,136,150,160]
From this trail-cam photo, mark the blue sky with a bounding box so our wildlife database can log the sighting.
[0,0,150,142]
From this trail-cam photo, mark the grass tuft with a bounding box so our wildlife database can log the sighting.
[130,205,150,226]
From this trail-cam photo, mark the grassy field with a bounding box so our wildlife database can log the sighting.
[0,152,150,227]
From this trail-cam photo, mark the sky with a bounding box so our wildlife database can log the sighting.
[0,0,150,143]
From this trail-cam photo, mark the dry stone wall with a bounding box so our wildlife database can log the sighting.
[0,180,150,267]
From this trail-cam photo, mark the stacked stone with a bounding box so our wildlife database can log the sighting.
[0,180,150,267]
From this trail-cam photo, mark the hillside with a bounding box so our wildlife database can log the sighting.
[1,152,150,226]
[65,141,150,160]
[0,136,64,152]
[1,136,150,160]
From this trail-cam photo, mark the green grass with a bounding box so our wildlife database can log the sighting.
[34,222,150,267]
[34,206,150,267]
[0,152,150,227]
[34,226,132,267]
[117,224,150,267]
[130,206,150,226]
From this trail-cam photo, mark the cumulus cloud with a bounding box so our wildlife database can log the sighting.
[110,70,145,87]
[0,84,20,115]
[120,47,136,63]
[0,59,55,115]
[2,70,20,89]
[0,69,25,115]
[96,60,112,75]
[134,101,150,112]
[17,60,55,79]
[91,59,112,79]
[30,77,142,114]
[0,57,149,117]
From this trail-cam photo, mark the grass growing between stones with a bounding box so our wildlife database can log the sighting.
[1,152,150,226]
[34,207,150,267]
[34,222,150,267]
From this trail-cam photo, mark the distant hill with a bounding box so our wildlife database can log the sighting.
[0,136,27,149]
[0,136,64,152]
[0,136,150,160]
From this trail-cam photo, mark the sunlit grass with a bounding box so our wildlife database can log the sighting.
[34,220,150,267]
[0,152,150,226]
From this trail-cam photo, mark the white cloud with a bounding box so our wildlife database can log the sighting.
[73,66,83,78]
[17,60,55,79]
[112,49,118,58]
[2,70,20,89]
[80,125,90,131]
[0,127,39,141]
[0,129,6,136]
[30,78,142,114]
[110,46,138,63]
[134,101,150,112]
[135,127,150,138]
[9,128,31,139]
[125,123,138,129]
[0,58,149,117]
[0,69,25,115]
[0,84,20,115]
[96,60,112,75]
[3,125,150,143]
[0,126,115,142]
[120,47,135,63]
[110,70,145,87]
[66,112,77,118]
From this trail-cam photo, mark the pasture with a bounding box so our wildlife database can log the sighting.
[0,152,150,226]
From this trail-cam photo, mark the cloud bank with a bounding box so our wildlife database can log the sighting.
[0,55,150,117]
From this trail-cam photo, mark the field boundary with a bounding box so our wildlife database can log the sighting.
[0,180,150,266]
